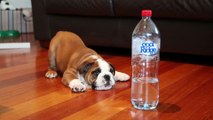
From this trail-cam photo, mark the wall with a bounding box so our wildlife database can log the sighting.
[7,0,31,8]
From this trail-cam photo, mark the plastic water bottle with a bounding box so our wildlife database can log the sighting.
[131,10,160,110]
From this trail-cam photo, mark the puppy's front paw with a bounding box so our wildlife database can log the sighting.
[114,71,130,81]
[69,79,86,93]
[45,69,58,78]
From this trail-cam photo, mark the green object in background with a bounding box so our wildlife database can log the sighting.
[0,30,20,38]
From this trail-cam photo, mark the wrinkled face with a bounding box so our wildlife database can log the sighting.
[78,58,115,90]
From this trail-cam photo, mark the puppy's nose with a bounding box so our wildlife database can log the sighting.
[104,75,110,81]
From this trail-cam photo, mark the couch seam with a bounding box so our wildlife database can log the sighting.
[109,0,115,16]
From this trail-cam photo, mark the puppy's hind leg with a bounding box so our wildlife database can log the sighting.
[45,54,58,78]
[45,40,58,79]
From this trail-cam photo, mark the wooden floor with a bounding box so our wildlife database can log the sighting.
[0,34,213,120]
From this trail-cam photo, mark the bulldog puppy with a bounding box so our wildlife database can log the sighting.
[45,31,130,92]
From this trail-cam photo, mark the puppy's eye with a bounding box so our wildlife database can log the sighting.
[109,63,115,75]
[110,68,115,75]
[92,68,101,77]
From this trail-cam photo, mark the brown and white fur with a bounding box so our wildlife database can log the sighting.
[45,31,130,92]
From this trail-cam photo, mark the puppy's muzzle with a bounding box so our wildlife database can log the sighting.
[103,74,110,85]
[92,74,114,90]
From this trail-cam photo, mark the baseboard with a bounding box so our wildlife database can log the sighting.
[0,42,30,49]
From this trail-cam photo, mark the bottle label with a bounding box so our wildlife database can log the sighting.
[140,40,158,56]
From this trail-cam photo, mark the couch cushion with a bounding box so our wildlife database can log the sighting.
[113,0,213,21]
[45,0,114,16]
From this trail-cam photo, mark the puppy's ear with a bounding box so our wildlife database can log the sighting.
[109,63,115,76]
[78,61,94,76]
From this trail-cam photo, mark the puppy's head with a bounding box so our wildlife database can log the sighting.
[78,58,115,90]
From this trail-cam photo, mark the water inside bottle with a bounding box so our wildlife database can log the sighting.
[131,54,159,110]
[131,77,159,110]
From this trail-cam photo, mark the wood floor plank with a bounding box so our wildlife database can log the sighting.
[159,64,203,89]
[0,91,81,119]
[63,89,131,120]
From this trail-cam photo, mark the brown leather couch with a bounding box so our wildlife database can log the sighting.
[31,0,213,56]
